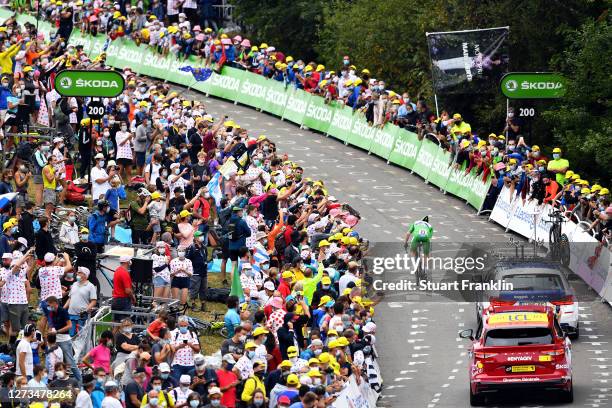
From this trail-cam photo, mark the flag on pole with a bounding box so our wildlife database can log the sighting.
[178,66,214,82]
[206,172,223,206]
[229,260,244,301]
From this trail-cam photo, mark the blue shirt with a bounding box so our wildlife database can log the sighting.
[224,308,241,338]
[88,211,112,244]
[48,306,70,332]
[104,186,126,211]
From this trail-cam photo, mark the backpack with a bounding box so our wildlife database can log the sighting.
[16,141,34,161]
[274,226,288,255]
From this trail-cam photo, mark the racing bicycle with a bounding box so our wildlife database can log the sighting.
[546,210,571,267]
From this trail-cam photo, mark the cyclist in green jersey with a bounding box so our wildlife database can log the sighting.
[404,216,433,258]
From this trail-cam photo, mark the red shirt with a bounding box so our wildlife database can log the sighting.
[112,266,132,298]
[216,368,238,408]
[147,319,166,338]
[194,197,210,220]
[278,281,291,299]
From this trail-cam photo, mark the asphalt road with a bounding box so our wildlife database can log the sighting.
[177,86,612,408]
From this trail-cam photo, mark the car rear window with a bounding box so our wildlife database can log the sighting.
[503,274,565,291]
[485,327,553,346]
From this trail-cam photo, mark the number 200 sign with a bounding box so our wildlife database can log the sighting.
[87,101,105,120]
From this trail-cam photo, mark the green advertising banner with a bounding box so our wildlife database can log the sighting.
[467,174,492,211]
[282,88,310,125]
[54,69,125,97]
[346,116,376,151]
[368,124,397,160]
[234,70,269,108]
[425,147,452,190]
[205,67,243,101]
[500,72,567,99]
[326,103,354,143]
[260,78,290,117]
[302,93,333,134]
[387,129,421,169]
[411,138,439,180]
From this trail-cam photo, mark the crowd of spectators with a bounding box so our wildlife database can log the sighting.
[0,5,383,408]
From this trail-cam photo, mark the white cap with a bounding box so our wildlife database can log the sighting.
[263,281,275,291]
[328,196,337,202]
[2,253,13,259]
[222,354,236,364]
[241,263,252,270]
[107,160,117,167]
[170,162,180,169]
[156,241,166,248]
[308,213,319,223]
[44,252,56,263]
[363,322,377,333]
[159,362,171,372]
[119,255,132,263]
[17,237,28,247]
[208,387,222,396]
[179,374,191,385]
[77,266,90,278]
[94,153,105,160]
[53,137,63,144]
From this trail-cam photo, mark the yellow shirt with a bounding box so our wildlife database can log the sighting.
[0,43,21,74]
[241,375,266,402]
[43,164,56,190]
[547,158,569,185]
[141,391,175,407]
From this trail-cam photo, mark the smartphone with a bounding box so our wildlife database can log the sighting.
[183,339,188,344]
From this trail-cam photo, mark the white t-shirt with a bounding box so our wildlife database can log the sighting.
[101,396,123,408]
[91,166,111,202]
[75,389,93,408]
[16,339,33,377]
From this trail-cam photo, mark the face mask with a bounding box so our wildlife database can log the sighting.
[65,273,74,279]
[109,119,115,125]
[152,385,162,392]
[198,236,205,243]
[553,153,560,159]
[103,131,110,137]
[1,82,8,88]
[532,151,540,158]
[123,327,132,334]
[10,226,18,234]
[248,351,256,359]
[289,356,297,363]
[508,145,515,151]
[80,234,89,241]
[178,251,186,259]
[210,400,220,407]
[161,373,169,379]
[149,397,159,406]
[328,336,337,342]
[55,371,65,379]
[322,285,330,290]
[175,169,181,175]
[68,216,76,222]
[121,125,128,131]
[99,160,105,167]
[76,276,82,282]
[179,326,188,334]
[314,349,322,356]
[253,399,264,407]
[198,160,205,165]
[189,401,200,408]
[180,386,190,393]
[313,378,322,385]
[255,371,264,378]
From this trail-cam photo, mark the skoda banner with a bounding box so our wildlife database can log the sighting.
[427,27,509,94]
[54,70,125,97]
[500,72,567,99]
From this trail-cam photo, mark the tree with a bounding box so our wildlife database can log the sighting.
[542,16,612,183]
[230,0,324,62]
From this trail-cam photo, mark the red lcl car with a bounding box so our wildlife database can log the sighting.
[460,305,573,406]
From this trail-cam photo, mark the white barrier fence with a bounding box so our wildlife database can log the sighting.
[489,186,612,304]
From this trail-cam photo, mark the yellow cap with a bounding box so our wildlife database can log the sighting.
[286,374,299,386]
[245,341,257,349]
[80,227,89,234]
[453,113,462,119]
[321,276,332,285]
[318,240,330,248]
[307,369,322,377]
[552,147,562,154]
[564,170,574,178]
[581,188,591,194]
[287,346,298,356]
[318,352,331,363]
[22,66,33,73]
[532,145,540,151]
[260,43,268,49]
[151,192,161,200]
[308,358,320,365]
[252,327,269,337]
[220,34,229,39]
[354,78,363,86]
[278,360,293,369]
[591,184,602,192]
[599,188,609,195]
[282,271,294,279]
[316,64,325,72]
[349,237,359,246]
[345,79,353,87]
[318,295,332,307]
[304,65,313,73]
[337,337,349,347]
[477,140,487,148]
[508,158,517,164]
[285,56,294,63]
[179,210,191,218]
[537,159,547,165]
[571,173,580,180]
[362,68,370,74]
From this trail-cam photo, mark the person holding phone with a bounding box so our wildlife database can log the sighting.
[169,315,200,382]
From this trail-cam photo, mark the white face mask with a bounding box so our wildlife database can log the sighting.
[121,125,128,131]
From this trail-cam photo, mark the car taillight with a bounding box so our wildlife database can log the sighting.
[490,298,515,306]
[551,296,575,306]
[542,348,565,356]
[474,352,498,359]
